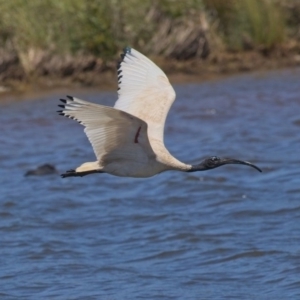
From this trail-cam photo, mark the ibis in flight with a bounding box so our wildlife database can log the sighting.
[58,47,261,178]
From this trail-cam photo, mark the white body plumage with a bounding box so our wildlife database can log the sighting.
[58,48,191,178]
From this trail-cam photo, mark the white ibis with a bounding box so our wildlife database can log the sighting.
[58,47,261,178]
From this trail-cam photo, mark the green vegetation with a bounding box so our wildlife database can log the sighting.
[0,0,299,67]
[205,0,285,50]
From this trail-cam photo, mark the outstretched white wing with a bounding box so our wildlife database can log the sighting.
[114,47,176,143]
[58,96,155,163]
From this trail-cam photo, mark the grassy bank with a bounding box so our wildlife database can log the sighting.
[0,0,299,90]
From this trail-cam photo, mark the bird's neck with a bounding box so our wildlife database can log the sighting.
[158,154,192,172]
[150,140,193,172]
[186,163,207,172]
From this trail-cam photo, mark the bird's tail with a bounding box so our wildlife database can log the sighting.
[61,162,103,178]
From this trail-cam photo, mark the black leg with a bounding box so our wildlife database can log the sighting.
[61,169,103,178]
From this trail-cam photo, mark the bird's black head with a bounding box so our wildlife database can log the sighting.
[188,156,262,172]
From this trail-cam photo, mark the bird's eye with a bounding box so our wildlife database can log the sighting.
[210,156,220,162]
[204,156,221,168]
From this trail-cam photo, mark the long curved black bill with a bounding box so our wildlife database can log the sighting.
[222,159,262,172]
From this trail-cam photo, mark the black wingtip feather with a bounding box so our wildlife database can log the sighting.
[117,47,131,83]
[117,46,131,69]
[58,104,65,108]
[120,47,131,60]
[60,99,67,103]
[123,46,131,54]
[66,95,74,100]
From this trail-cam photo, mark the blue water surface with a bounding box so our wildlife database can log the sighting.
[0,68,300,299]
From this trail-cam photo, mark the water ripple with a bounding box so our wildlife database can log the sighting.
[0,69,300,299]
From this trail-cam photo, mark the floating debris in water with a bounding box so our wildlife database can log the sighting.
[25,164,58,176]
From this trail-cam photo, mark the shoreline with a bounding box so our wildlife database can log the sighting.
[1,48,300,101]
